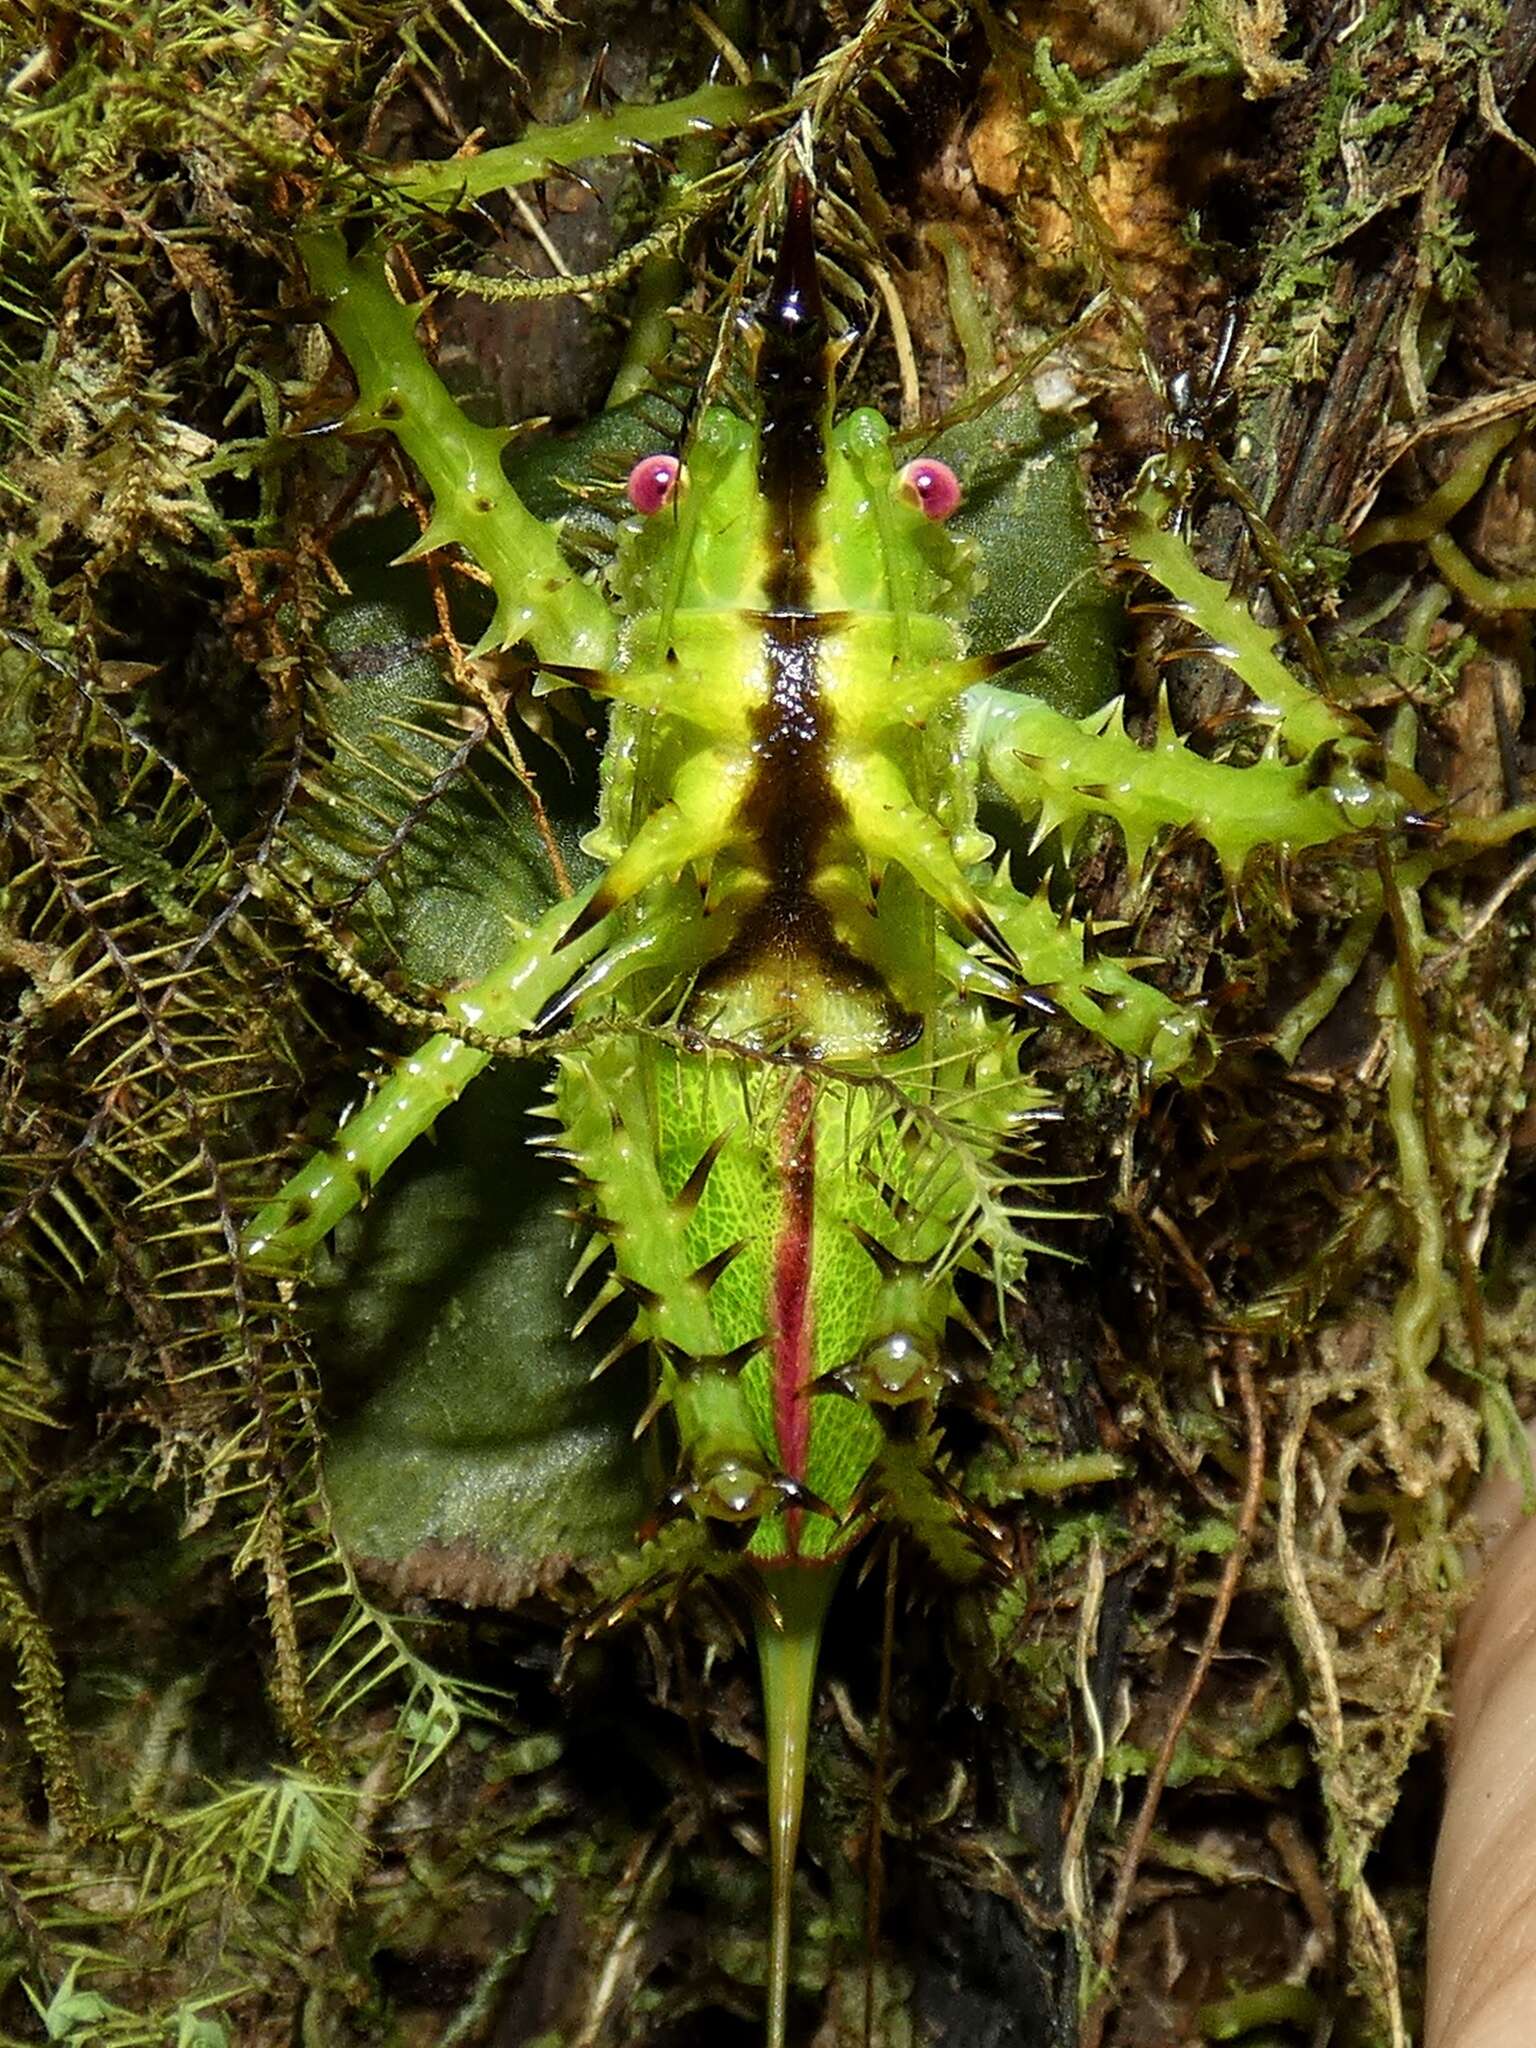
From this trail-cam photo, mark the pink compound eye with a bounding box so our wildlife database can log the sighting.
[626,453,683,514]
[895,458,962,521]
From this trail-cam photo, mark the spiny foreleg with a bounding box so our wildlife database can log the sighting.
[1122,480,1364,760]
[300,233,615,669]
[963,683,1401,881]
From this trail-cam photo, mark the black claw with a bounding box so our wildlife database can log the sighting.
[973,639,1047,678]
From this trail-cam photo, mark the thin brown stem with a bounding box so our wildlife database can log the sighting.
[407,478,575,898]
[863,1535,898,2048]
[1083,1349,1265,2048]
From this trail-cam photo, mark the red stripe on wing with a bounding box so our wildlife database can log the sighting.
[771,1073,816,1501]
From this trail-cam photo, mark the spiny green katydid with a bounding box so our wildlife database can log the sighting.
[244,168,1454,2045]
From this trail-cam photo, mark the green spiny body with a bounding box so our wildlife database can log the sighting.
[549,193,1028,1536]
[543,197,1049,2029]
[243,174,1418,2047]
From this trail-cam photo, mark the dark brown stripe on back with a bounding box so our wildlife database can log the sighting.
[696,181,914,1046]
[710,604,899,1013]
[756,179,829,615]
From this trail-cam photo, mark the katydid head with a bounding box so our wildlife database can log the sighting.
[752,176,968,604]
[611,174,973,627]
[755,173,834,590]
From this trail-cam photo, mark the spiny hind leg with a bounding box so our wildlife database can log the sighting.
[243,890,608,1273]
[941,891,1205,1076]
